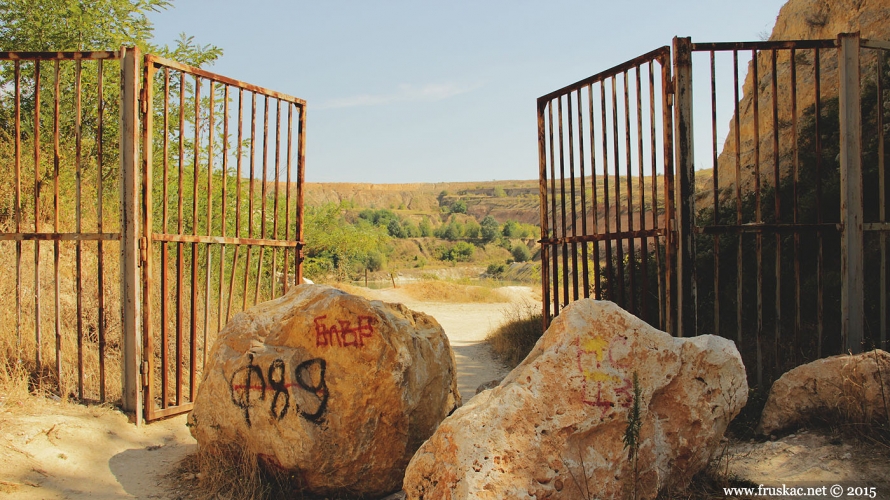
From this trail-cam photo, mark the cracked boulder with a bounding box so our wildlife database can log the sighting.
[402,299,747,500]
[188,284,461,498]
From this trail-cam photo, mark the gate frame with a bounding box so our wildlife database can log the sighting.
[539,32,870,359]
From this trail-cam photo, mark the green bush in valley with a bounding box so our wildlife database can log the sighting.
[511,243,531,263]
[480,215,500,242]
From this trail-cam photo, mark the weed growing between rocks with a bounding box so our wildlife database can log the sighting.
[623,372,642,500]
[485,301,543,367]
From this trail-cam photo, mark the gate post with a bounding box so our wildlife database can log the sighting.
[120,46,143,424]
[839,33,865,354]
[672,36,698,337]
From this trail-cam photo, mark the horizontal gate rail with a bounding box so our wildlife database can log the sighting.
[140,54,306,422]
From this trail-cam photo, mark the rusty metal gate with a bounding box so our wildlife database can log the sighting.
[139,52,307,422]
[0,47,306,424]
[537,46,677,334]
[0,51,124,404]
[539,33,890,386]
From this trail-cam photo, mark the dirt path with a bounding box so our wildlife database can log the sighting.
[367,285,534,401]
[0,284,533,498]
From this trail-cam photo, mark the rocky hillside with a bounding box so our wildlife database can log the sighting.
[714,0,890,198]
[304,180,541,225]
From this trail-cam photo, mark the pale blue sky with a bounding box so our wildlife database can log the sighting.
[149,0,788,183]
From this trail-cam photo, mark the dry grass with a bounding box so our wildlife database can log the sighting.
[486,301,544,368]
[172,444,295,500]
[398,280,509,303]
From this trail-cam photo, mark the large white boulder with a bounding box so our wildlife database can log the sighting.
[188,284,461,498]
[403,299,747,500]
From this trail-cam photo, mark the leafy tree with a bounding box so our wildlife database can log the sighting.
[386,218,405,238]
[511,243,531,263]
[442,241,474,262]
[419,217,433,237]
[502,220,521,238]
[464,219,480,239]
[0,0,222,65]
[450,199,467,214]
[494,186,507,198]
[303,203,390,280]
[480,215,500,242]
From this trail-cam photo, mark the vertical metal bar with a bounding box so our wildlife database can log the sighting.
[637,65,649,322]
[74,60,84,400]
[120,46,143,423]
[549,101,559,316]
[176,70,185,406]
[557,97,569,307]
[587,85,602,300]
[283,102,293,294]
[567,94,579,302]
[649,60,664,330]
[602,81,614,303]
[161,67,170,408]
[672,36,697,337]
[218,85,229,335]
[734,50,744,348]
[271,100,282,298]
[96,59,106,402]
[190,75,200,402]
[202,81,214,369]
[538,100,551,325]
[226,89,244,322]
[839,33,864,354]
[624,71,637,315]
[242,92,256,311]
[53,60,62,393]
[661,53,677,336]
[577,90,590,298]
[711,51,720,338]
[141,61,156,418]
[611,75,625,307]
[14,61,22,362]
[753,48,764,386]
[295,102,306,286]
[879,49,887,349]
[254,96,270,305]
[792,49,802,361]
[34,59,42,379]
[815,48,824,357]
[771,49,782,374]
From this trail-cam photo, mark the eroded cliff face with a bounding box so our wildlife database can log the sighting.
[712,0,890,201]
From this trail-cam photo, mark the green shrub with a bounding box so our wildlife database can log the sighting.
[511,243,531,263]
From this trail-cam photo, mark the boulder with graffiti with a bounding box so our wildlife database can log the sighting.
[188,284,461,498]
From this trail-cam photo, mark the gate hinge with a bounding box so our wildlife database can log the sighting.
[139,87,148,114]
[138,236,148,266]
[141,361,150,387]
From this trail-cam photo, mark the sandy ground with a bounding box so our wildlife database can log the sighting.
[0,285,529,499]
[2,284,889,499]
